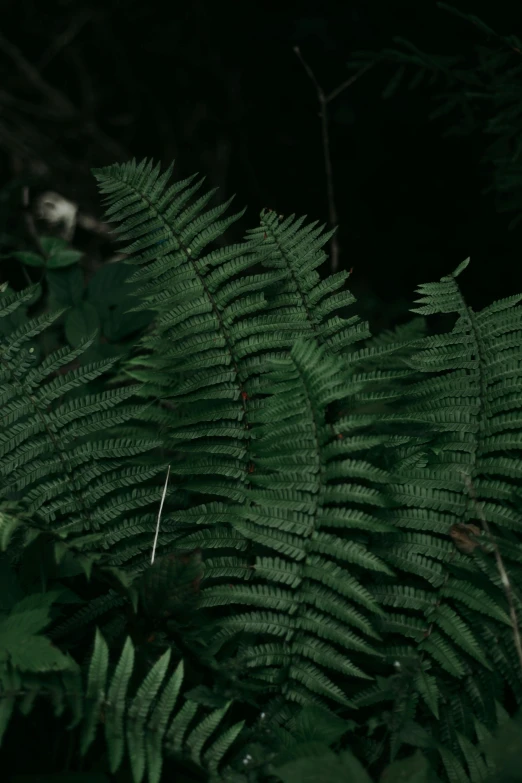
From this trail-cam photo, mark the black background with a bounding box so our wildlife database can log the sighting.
[1,0,521,332]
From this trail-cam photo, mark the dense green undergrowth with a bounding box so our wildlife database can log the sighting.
[0,154,522,783]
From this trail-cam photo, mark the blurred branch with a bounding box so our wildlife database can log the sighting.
[0,27,127,167]
[37,10,94,72]
[0,29,73,113]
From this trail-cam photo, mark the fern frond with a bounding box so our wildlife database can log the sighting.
[353,258,522,773]
[192,337,392,709]
[73,631,246,782]
[0,279,179,576]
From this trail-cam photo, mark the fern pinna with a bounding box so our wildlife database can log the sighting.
[1,158,522,783]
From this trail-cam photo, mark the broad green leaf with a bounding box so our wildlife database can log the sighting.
[274,749,374,783]
[12,251,45,267]
[47,249,83,269]
[6,635,71,672]
[47,266,84,307]
[293,705,350,745]
[39,236,69,255]
[101,301,152,341]
[87,262,133,309]
[65,302,100,348]
[380,749,439,783]
[0,605,71,673]
[46,266,83,307]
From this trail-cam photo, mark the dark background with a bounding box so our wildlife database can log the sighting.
[1,0,521,333]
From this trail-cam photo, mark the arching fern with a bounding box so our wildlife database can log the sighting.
[1,157,522,783]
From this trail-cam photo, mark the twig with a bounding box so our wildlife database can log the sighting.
[459,469,522,673]
[151,464,171,565]
[327,65,375,103]
[294,47,373,273]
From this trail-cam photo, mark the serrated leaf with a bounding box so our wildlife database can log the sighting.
[0,609,71,672]
[80,629,109,757]
[6,635,71,672]
[105,637,135,774]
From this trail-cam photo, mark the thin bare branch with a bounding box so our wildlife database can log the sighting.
[327,62,375,104]
[151,464,171,565]
[294,47,373,273]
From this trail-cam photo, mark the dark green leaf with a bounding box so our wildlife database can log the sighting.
[274,749,374,783]
[46,266,84,307]
[101,301,152,341]
[293,706,350,745]
[47,249,83,269]
[87,261,134,309]
[12,775,111,782]
[381,750,440,783]
[65,301,100,348]
[11,251,45,267]
[39,236,69,256]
